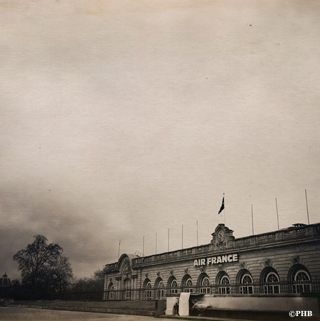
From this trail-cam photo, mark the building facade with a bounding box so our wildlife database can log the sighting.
[103,223,320,302]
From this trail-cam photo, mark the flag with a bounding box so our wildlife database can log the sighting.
[218,197,224,214]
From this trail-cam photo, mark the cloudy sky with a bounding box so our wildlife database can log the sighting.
[1,0,320,280]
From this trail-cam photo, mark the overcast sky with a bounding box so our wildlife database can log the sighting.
[1,0,320,280]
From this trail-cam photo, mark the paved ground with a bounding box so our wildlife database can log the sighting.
[0,307,163,321]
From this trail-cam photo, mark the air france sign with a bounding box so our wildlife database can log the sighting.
[194,253,239,267]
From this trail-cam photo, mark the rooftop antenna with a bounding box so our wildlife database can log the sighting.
[182,224,184,249]
[155,232,157,254]
[305,189,310,225]
[275,198,280,230]
[251,205,254,235]
[143,235,144,257]
[196,220,198,246]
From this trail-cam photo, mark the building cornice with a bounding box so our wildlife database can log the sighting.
[103,223,320,273]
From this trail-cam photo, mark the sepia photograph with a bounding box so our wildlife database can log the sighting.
[1,1,320,320]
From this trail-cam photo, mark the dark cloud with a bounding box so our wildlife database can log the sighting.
[0,184,112,279]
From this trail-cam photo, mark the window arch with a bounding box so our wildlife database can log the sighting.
[240,274,253,294]
[108,282,115,300]
[171,279,178,294]
[217,272,231,295]
[201,277,210,294]
[294,270,311,293]
[218,274,231,294]
[260,267,280,294]
[144,281,152,300]
[182,274,193,293]
[120,258,131,275]
[237,269,254,295]
[197,273,210,294]
[288,264,312,293]
[155,278,165,299]
[185,278,193,292]
[167,276,178,295]
[265,272,280,294]
[266,272,279,283]
[295,270,310,282]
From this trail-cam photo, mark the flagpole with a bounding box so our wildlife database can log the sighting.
[251,205,254,235]
[275,198,279,230]
[196,220,198,246]
[305,189,310,225]
[143,235,144,257]
[168,228,170,252]
[156,232,157,254]
[182,224,183,249]
[118,240,121,259]
[224,193,226,225]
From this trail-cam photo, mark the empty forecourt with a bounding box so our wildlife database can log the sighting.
[0,307,162,321]
[103,223,320,313]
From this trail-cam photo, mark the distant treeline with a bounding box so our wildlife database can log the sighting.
[3,235,104,301]
[1,271,104,301]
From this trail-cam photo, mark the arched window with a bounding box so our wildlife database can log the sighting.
[216,271,231,295]
[288,264,312,294]
[181,274,193,293]
[293,270,311,293]
[121,258,131,275]
[198,273,210,294]
[185,278,193,293]
[108,283,115,300]
[144,282,152,300]
[124,278,131,300]
[219,275,231,295]
[261,267,280,294]
[156,281,165,299]
[201,277,210,294]
[170,279,178,294]
[240,273,253,294]
[264,272,280,294]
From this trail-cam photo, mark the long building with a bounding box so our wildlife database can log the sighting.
[103,222,320,313]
